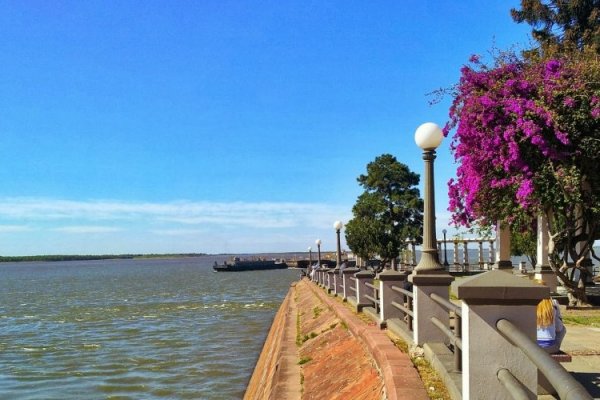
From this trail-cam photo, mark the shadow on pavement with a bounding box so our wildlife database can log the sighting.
[571,372,600,398]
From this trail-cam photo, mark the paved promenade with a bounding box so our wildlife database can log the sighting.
[245,278,429,399]
[542,324,600,399]
[246,277,599,399]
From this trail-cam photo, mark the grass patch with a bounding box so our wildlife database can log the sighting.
[298,356,312,365]
[562,308,600,327]
[313,306,323,319]
[411,356,452,400]
[340,321,348,330]
[389,335,451,400]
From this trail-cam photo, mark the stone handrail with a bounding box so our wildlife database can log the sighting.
[429,292,462,371]
[496,318,591,400]
[308,267,594,400]
[390,284,414,332]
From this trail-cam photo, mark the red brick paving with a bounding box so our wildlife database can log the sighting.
[244,278,429,400]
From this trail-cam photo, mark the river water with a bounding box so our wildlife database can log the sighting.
[0,257,300,399]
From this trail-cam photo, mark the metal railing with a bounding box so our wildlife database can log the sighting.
[364,281,380,312]
[496,318,592,400]
[430,293,462,371]
[390,284,414,331]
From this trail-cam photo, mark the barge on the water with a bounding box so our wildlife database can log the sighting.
[213,257,288,272]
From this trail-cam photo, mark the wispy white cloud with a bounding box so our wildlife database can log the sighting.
[151,228,209,236]
[0,224,33,232]
[0,197,351,229]
[52,226,124,234]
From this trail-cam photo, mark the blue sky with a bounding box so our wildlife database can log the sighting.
[0,1,533,255]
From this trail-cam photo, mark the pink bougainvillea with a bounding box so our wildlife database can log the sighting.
[445,54,600,228]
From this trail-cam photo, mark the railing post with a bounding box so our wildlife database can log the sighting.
[342,267,360,301]
[534,214,558,292]
[478,240,484,270]
[409,272,454,345]
[354,269,376,312]
[463,240,469,271]
[457,270,549,400]
[453,240,459,271]
[327,269,335,293]
[378,270,408,322]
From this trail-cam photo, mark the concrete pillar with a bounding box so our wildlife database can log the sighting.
[411,241,417,267]
[327,269,335,293]
[457,270,549,400]
[489,240,495,265]
[453,241,460,269]
[535,214,558,291]
[463,241,469,270]
[342,267,360,301]
[355,270,376,312]
[478,241,484,270]
[494,223,513,271]
[408,272,454,345]
[378,270,408,322]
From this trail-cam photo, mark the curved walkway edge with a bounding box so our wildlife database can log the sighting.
[304,279,429,400]
[244,284,301,400]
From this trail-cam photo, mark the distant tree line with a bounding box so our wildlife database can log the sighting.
[0,253,207,263]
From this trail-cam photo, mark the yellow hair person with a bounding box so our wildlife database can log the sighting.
[537,298,555,328]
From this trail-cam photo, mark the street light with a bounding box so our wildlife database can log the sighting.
[442,229,449,267]
[315,239,322,267]
[333,220,343,268]
[414,122,444,272]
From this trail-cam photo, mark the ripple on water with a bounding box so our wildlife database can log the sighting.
[0,259,299,399]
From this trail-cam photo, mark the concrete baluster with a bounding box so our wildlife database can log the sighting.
[463,241,469,271]
[409,272,454,345]
[354,269,376,312]
[327,269,335,294]
[453,241,459,270]
[534,214,558,291]
[478,240,484,270]
[494,223,513,271]
[378,270,408,324]
[342,267,360,301]
[457,270,549,400]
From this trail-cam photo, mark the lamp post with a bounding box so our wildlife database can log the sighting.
[308,246,312,266]
[333,220,343,268]
[442,229,449,267]
[414,122,444,272]
[315,239,322,267]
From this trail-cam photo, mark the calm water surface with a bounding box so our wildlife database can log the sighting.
[0,257,300,399]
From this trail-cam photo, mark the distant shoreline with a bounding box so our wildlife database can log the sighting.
[0,253,208,263]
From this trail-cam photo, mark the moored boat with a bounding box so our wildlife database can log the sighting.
[213,257,288,272]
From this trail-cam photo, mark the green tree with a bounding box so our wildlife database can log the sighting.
[345,154,423,270]
[511,226,538,267]
[511,0,600,53]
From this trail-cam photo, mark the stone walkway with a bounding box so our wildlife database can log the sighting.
[297,279,384,400]
[302,279,429,400]
[540,324,600,399]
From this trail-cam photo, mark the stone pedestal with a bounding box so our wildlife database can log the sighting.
[342,268,360,301]
[378,270,408,322]
[327,269,335,293]
[457,270,549,400]
[355,270,376,312]
[494,224,513,272]
[409,271,454,346]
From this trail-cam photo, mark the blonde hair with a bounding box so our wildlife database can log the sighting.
[537,298,555,328]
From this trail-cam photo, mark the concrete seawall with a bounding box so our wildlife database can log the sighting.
[244,279,428,400]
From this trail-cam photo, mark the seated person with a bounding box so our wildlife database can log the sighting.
[536,297,566,353]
